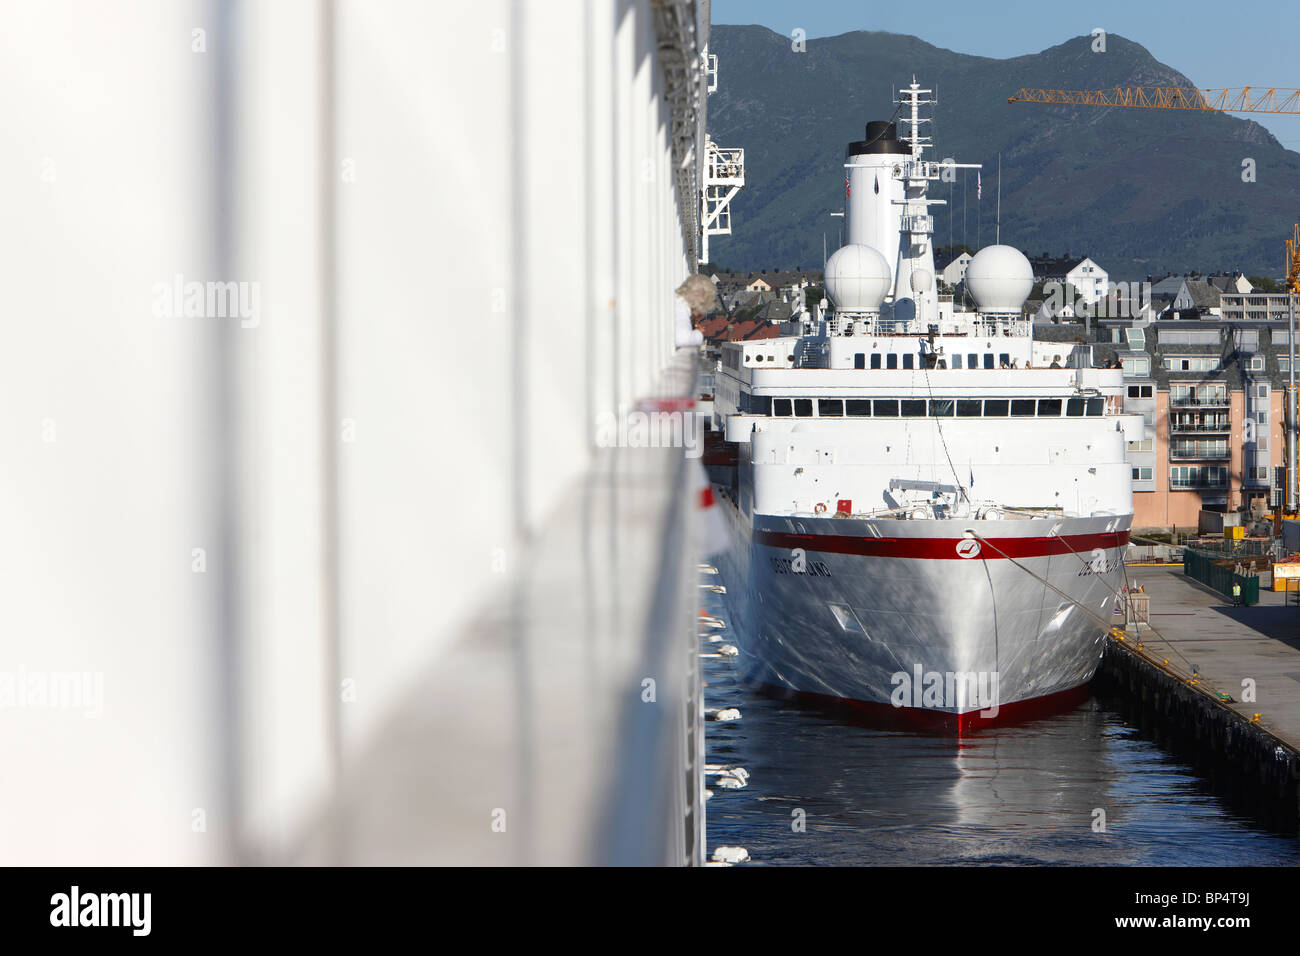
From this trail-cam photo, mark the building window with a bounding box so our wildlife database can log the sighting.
[1121,356,1150,377]
[1131,467,1152,480]
[1164,355,1219,373]
[1128,439,1153,452]
[1248,356,1265,371]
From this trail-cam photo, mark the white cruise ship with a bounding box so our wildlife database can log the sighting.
[708,81,1144,732]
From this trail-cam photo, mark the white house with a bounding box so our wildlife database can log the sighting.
[937,251,972,288]
[1065,257,1108,304]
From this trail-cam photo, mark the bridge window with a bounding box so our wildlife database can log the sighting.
[854,353,865,370]
[819,399,843,417]
[999,353,1011,368]
[1066,398,1085,417]
[968,353,978,369]
[846,399,872,416]
[794,399,813,417]
[1086,397,1105,416]
[902,354,915,370]
[900,399,926,417]
[983,399,1009,416]
[983,354,994,369]
[773,399,792,417]
[886,354,898,370]
[1010,399,1036,417]
[957,399,982,417]
[873,399,899,417]
[1037,399,1062,416]
[870,354,882,370]
[928,399,955,417]
[951,354,962,369]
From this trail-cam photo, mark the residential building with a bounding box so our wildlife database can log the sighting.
[1220,292,1294,322]
[935,249,972,288]
[1065,256,1108,304]
[1094,320,1294,529]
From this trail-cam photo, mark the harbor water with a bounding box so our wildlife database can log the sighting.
[701,586,1300,866]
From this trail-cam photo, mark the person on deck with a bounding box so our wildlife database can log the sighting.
[673,274,713,348]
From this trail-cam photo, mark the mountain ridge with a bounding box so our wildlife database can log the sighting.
[705,26,1300,279]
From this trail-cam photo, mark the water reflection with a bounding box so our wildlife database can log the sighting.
[701,590,1300,866]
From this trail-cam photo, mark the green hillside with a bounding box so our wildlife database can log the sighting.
[706,26,1300,280]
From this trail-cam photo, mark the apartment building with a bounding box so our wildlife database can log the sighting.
[1060,319,1295,531]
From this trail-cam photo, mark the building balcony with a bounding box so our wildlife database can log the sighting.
[1168,420,1232,433]
[1169,448,1230,461]
[1169,480,1229,490]
[1170,395,1230,408]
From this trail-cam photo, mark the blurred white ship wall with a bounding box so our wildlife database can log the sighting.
[0,0,710,864]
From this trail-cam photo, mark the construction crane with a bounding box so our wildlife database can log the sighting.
[1010,84,1300,517]
[1287,225,1299,516]
[1007,86,1300,114]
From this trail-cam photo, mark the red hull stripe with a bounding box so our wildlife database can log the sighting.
[754,528,1129,560]
[756,681,1094,735]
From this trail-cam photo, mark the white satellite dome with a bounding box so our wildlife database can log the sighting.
[966,244,1033,312]
[824,243,891,313]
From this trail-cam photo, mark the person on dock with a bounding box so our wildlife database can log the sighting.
[1232,581,1242,606]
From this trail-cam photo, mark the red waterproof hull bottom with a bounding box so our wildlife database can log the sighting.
[751,680,1095,736]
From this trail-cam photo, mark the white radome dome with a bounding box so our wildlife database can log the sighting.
[966,244,1033,312]
[825,243,891,313]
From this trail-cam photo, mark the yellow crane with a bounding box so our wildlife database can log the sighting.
[1007,86,1300,114]
[1008,85,1300,514]
[1290,223,1300,295]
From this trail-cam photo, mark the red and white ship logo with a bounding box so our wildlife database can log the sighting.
[955,538,981,559]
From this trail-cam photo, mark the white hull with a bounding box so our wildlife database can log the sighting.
[717,497,1129,725]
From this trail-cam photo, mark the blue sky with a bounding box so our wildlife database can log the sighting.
[711,0,1300,148]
